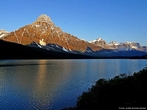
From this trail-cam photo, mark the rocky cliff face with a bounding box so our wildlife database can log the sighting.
[1,14,101,52]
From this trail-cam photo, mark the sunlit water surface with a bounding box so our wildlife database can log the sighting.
[0,59,146,110]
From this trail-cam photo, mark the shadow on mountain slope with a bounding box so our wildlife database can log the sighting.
[0,40,93,59]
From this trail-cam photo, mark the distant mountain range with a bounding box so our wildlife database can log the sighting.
[90,38,147,52]
[0,14,147,59]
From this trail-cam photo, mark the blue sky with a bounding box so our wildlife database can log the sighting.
[0,0,147,45]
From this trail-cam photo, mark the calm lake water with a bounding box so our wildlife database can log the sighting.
[0,59,147,110]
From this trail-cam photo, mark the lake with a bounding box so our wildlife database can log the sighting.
[0,59,147,110]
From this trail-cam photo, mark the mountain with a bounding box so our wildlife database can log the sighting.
[89,38,109,49]
[0,40,95,59]
[90,38,147,52]
[1,14,101,52]
[88,38,147,58]
[0,14,147,58]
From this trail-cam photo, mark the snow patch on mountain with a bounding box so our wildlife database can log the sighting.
[39,39,46,46]
[0,30,8,38]
[89,38,104,43]
[109,41,119,45]
[63,47,68,52]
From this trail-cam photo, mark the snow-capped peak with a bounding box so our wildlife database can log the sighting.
[97,38,103,41]
[109,41,119,45]
[89,38,104,43]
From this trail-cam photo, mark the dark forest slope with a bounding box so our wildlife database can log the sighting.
[0,40,93,59]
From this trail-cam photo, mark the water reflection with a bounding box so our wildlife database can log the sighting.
[33,60,49,108]
[36,60,47,89]
[0,59,146,109]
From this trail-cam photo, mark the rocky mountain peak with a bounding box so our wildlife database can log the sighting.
[32,14,56,31]
[109,41,119,45]
[96,38,103,41]
[90,38,109,48]
[36,14,52,23]
[1,14,101,52]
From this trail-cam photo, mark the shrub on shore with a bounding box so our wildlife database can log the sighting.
[76,67,147,109]
[75,66,147,109]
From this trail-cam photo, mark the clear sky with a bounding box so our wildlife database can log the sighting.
[0,0,147,45]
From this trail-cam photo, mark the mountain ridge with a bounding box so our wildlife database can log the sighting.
[1,14,102,52]
[0,14,147,58]
[90,38,147,52]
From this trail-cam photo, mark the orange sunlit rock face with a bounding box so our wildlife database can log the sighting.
[2,14,102,52]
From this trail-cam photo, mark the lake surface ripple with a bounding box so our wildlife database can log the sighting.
[0,59,146,109]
